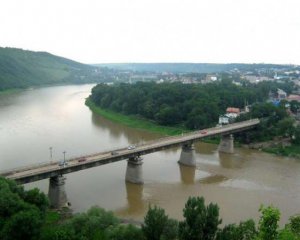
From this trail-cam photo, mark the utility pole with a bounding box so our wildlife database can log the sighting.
[49,147,53,161]
[63,151,66,165]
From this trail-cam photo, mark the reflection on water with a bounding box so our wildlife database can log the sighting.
[1,85,300,225]
[199,174,227,184]
[218,152,243,169]
[91,112,161,144]
[116,182,146,217]
[179,164,195,184]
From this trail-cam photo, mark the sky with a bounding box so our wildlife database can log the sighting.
[1,0,300,64]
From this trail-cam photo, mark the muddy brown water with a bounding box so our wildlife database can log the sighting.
[0,84,299,225]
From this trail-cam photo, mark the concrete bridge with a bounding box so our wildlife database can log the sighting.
[1,119,259,208]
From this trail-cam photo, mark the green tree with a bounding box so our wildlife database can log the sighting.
[216,219,257,240]
[1,207,43,240]
[276,117,295,137]
[258,205,280,240]
[142,205,169,240]
[68,206,119,239]
[161,218,179,240]
[0,177,48,240]
[108,224,144,240]
[178,196,222,240]
[289,214,300,237]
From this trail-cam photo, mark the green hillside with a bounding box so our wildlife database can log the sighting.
[0,47,101,91]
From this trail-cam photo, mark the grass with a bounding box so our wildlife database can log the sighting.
[0,88,22,95]
[45,210,61,225]
[201,137,220,144]
[85,98,190,136]
[263,144,300,158]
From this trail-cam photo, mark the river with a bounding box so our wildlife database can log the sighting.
[0,84,299,225]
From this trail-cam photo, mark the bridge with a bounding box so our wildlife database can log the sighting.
[1,119,259,208]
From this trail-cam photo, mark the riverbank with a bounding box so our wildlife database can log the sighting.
[242,138,300,159]
[0,88,22,95]
[85,98,189,136]
[86,98,300,158]
[264,145,300,158]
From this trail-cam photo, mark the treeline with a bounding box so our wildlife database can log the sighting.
[1,177,300,240]
[90,80,294,129]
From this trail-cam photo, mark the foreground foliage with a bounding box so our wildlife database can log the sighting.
[0,177,49,240]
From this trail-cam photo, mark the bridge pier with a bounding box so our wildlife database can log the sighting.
[48,175,69,209]
[125,156,144,184]
[178,142,196,167]
[218,134,234,153]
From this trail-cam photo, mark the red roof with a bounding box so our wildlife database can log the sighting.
[226,107,240,113]
[287,95,300,101]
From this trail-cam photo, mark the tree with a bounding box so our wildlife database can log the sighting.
[142,205,169,240]
[258,205,280,240]
[24,188,49,213]
[1,207,44,240]
[216,219,257,240]
[108,224,144,240]
[67,206,119,239]
[289,214,300,237]
[178,196,222,240]
[0,177,48,240]
[161,218,179,240]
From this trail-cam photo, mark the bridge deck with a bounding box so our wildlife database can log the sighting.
[1,119,259,184]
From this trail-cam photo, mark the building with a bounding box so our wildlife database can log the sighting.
[277,88,287,100]
[226,107,240,118]
[218,107,241,125]
[287,94,300,102]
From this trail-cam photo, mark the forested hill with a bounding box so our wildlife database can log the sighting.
[0,47,101,91]
[96,63,288,73]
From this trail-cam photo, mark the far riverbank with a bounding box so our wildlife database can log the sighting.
[85,97,189,136]
[86,97,300,159]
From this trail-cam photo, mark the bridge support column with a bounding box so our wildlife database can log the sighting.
[125,156,143,184]
[218,134,234,153]
[48,175,69,209]
[178,142,196,167]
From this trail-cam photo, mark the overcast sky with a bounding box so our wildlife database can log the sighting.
[1,0,300,64]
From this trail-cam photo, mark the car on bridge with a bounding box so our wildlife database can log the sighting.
[58,160,68,167]
[127,145,136,150]
[200,130,208,134]
[111,151,119,155]
[78,157,86,162]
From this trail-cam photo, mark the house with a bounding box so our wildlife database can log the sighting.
[218,115,230,125]
[226,107,240,118]
[218,107,241,125]
[287,94,300,102]
[277,88,287,100]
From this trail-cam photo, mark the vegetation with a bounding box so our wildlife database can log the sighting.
[178,196,222,240]
[0,47,114,91]
[86,98,188,135]
[1,177,300,239]
[89,79,300,157]
[90,80,293,130]
[0,177,49,240]
[142,206,178,240]
[235,101,300,156]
